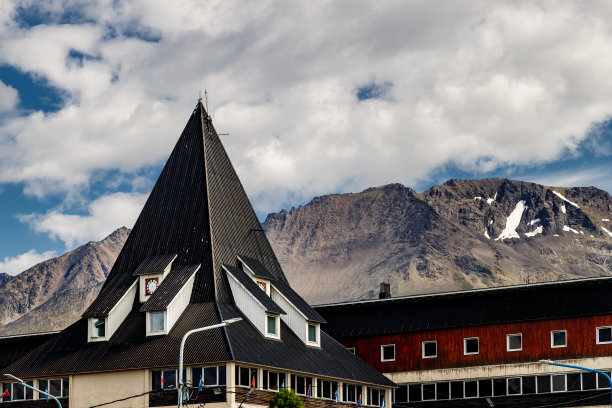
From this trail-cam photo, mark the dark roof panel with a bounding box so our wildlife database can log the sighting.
[133,254,178,276]
[217,302,393,387]
[223,265,285,315]
[140,265,200,312]
[0,332,58,371]
[238,256,276,280]
[315,277,612,338]
[272,279,326,323]
[82,273,137,317]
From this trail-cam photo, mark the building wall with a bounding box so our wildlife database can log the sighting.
[71,369,148,408]
[341,315,612,373]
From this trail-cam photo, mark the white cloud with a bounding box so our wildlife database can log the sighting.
[19,192,147,249]
[0,249,57,276]
[0,0,612,217]
[0,80,18,111]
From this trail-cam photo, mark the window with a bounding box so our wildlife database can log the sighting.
[567,373,581,391]
[317,379,338,399]
[408,384,421,402]
[507,377,521,395]
[369,387,384,406]
[450,381,463,399]
[493,378,506,396]
[537,375,551,393]
[598,371,612,389]
[236,366,258,388]
[263,370,285,391]
[393,385,407,403]
[290,375,313,396]
[551,330,567,348]
[37,378,69,398]
[266,314,280,339]
[191,365,226,388]
[464,380,478,398]
[2,381,34,401]
[522,376,536,394]
[507,333,522,351]
[381,344,395,361]
[150,311,165,333]
[464,337,479,355]
[552,374,566,392]
[307,324,318,343]
[343,383,359,403]
[597,327,612,344]
[346,347,355,354]
[93,318,105,337]
[422,383,435,401]
[583,372,597,390]
[422,341,437,358]
[478,379,492,397]
[436,382,449,400]
[152,369,185,390]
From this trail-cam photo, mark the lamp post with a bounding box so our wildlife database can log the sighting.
[3,374,62,408]
[539,359,612,407]
[178,317,242,408]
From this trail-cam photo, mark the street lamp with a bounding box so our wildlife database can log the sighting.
[3,374,62,408]
[178,317,242,408]
[539,359,612,407]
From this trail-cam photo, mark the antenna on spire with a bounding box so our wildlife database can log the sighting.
[198,90,202,102]
[205,90,209,112]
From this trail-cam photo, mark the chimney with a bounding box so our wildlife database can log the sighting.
[379,282,391,299]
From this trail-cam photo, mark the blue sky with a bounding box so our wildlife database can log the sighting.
[1,1,612,275]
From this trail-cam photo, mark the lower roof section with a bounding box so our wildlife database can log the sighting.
[0,331,59,372]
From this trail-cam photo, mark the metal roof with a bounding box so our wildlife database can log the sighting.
[223,264,285,315]
[272,278,326,323]
[82,273,137,317]
[133,254,177,276]
[140,264,200,312]
[238,255,276,280]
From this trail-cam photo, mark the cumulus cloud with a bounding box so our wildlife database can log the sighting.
[1,0,612,221]
[0,80,18,111]
[19,192,147,249]
[0,249,57,276]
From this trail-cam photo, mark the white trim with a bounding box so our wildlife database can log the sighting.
[551,330,567,348]
[421,382,435,401]
[270,283,308,320]
[506,377,522,395]
[597,326,612,344]
[306,322,320,347]
[551,374,567,392]
[224,265,268,310]
[381,344,395,362]
[506,333,522,351]
[464,337,479,355]
[464,379,479,398]
[147,310,167,335]
[422,340,437,358]
[265,313,281,339]
[89,317,107,342]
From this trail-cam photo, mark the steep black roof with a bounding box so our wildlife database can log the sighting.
[223,265,285,315]
[238,256,276,280]
[83,272,137,317]
[315,277,612,338]
[140,265,200,312]
[133,254,177,276]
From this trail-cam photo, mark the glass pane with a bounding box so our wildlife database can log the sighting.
[297,376,305,395]
[583,372,597,390]
[478,379,492,397]
[465,381,478,398]
[239,367,249,387]
[308,325,317,342]
[422,384,435,400]
[192,368,203,388]
[423,342,436,357]
[552,375,566,392]
[37,380,47,399]
[250,368,258,388]
[2,383,11,401]
[14,383,25,400]
[345,384,357,402]
[204,367,217,386]
[507,378,521,395]
[552,331,566,347]
[267,316,276,334]
[94,318,105,337]
[150,312,164,332]
[62,378,69,398]
[465,338,478,354]
[370,388,380,406]
[598,372,612,389]
[394,385,407,402]
[164,370,176,388]
[451,381,463,399]
[436,382,449,400]
[567,373,581,391]
[49,379,61,397]
[382,345,394,360]
[408,384,421,402]
[537,375,551,393]
[599,327,612,343]
[219,366,226,386]
[523,377,536,394]
[25,381,34,400]
[508,334,521,350]
[493,378,506,396]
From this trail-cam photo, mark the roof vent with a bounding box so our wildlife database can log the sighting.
[379,282,391,299]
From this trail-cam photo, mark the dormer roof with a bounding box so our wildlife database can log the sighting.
[140,264,201,312]
[83,273,137,318]
[133,254,177,276]
[238,255,276,280]
[223,264,285,314]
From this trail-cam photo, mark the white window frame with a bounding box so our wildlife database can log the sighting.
[464,380,479,399]
[463,337,479,355]
[89,317,107,341]
[421,383,436,401]
[381,344,395,362]
[551,330,567,348]
[147,310,167,335]
[551,374,567,393]
[266,313,280,339]
[306,322,320,347]
[506,333,522,351]
[422,340,437,358]
[506,377,522,395]
[597,326,612,344]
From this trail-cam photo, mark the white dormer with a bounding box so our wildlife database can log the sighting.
[133,254,177,303]
[88,279,138,342]
[270,285,322,348]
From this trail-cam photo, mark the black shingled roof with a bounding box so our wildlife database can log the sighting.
[223,265,285,315]
[238,255,276,280]
[0,332,58,371]
[272,278,326,323]
[315,277,612,338]
[140,264,201,312]
[133,254,177,276]
[83,273,137,317]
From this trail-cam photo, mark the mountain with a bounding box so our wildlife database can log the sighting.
[263,179,612,304]
[0,227,129,336]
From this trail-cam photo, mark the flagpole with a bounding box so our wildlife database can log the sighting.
[178,318,242,408]
[3,374,62,408]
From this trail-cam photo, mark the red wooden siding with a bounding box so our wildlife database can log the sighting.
[339,314,612,372]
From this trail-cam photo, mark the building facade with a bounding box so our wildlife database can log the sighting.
[315,278,612,407]
[0,102,393,408]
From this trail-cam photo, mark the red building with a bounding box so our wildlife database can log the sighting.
[315,277,612,407]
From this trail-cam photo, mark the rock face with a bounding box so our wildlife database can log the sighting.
[263,179,612,304]
[0,228,129,336]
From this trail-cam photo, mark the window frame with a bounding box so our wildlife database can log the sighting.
[551,330,567,348]
[191,365,226,388]
[597,326,612,344]
[381,344,395,362]
[266,313,280,339]
[306,322,320,346]
[422,340,437,358]
[506,377,522,395]
[37,378,68,399]
[463,337,479,355]
[149,311,166,334]
[506,333,522,351]
[551,374,567,393]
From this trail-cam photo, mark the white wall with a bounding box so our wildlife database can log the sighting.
[271,287,306,343]
[167,271,197,332]
[226,272,266,336]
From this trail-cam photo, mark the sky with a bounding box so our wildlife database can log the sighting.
[1,0,612,275]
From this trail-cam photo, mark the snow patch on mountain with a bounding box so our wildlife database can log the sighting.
[602,227,612,237]
[495,201,526,241]
[563,225,579,234]
[487,193,497,205]
[553,191,580,208]
[525,226,543,237]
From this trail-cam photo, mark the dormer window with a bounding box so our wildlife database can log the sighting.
[94,318,106,337]
[149,311,166,334]
[257,281,267,293]
[307,322,320,347]
[266,314,280,339]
